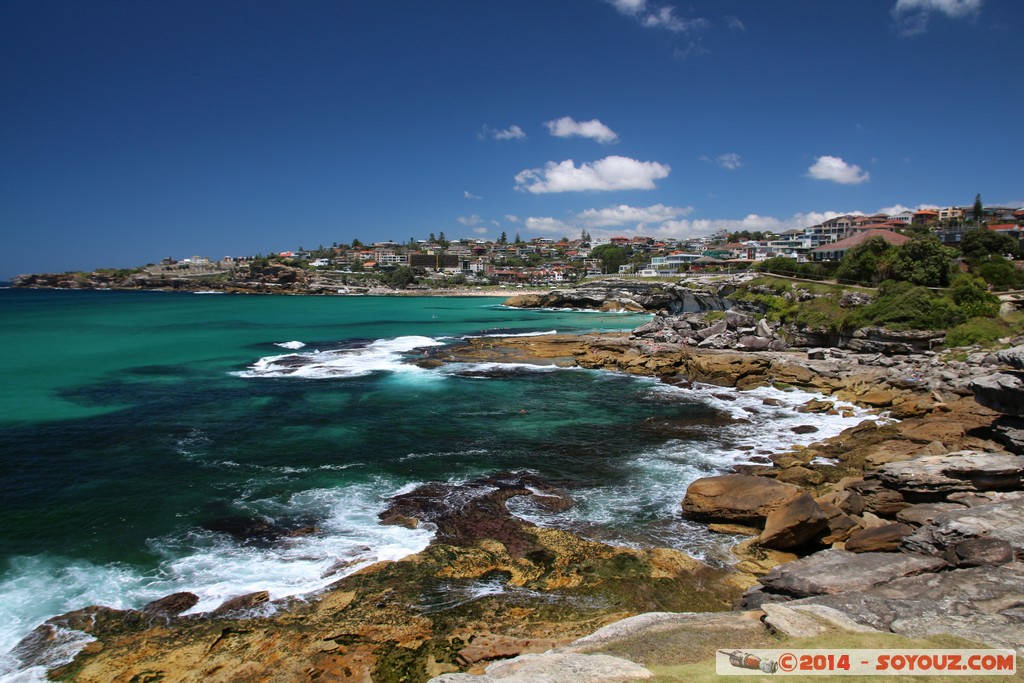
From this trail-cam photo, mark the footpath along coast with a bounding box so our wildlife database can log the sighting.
[10,280,1024,682]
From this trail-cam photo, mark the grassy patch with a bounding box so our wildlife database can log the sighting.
[636,630,1023,682]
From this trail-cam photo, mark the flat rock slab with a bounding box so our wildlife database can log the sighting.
[902,497,1024,556]
[430,653,653,682]
[762,603,880,638]
[757,549,946,598]
[790,563,1024,650]
[874,451,1024,496]
[559,611,765,655]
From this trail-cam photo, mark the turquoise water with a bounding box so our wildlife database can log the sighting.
[0,289,872,678]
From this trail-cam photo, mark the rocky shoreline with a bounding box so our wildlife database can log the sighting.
[11,303,1024,680]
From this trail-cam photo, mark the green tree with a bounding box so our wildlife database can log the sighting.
[384,266,415,289]
[351,238,363,248]
[975,256,1024,290]
[498,231,507,244]
[973,193,984,223]
[950,274,1000,318]
[514,232,522,244]
[589,244,628,274]
[961,227,1019,260]
[834,237,896,286]
[889,234,955,287]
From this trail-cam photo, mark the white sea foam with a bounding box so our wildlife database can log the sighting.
[460,330,558,339]
[0,480,434,681]
[237,335,444,379]
[507,380,880,562]
[274,340,306,350]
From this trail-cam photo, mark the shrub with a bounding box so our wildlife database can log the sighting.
[845,281,964,331]
[944,317,1012,348]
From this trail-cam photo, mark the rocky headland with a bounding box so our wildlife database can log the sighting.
[12,279,1024,681]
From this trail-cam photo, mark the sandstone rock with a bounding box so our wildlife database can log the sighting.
[756,549,946,599]
[970,373,1024,417]
[762,603,878,638]
[798,398,834,414]
[896,502,967,527]
[737,335,772,351]
[758,493,829,550]
[857,389,902,408]
[997,345,1024,371]
[141,592,199,617]
[431,652,653,682]
[211,591,270,616]
[874,451,1024,498]
[732,539,799,576]
[726,310,754,328]
[845,479,909,516]
[775,466,824,487]
[682,475,802,525]
[788,563,1024,650]
[696,320,728,341]
[790,425,819,434]
[955,538,1015,567]
[560,611,766,655]
[902,497,1024,558]
[844,523,914,553]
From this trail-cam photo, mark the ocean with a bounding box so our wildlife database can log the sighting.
[0,289,872,680]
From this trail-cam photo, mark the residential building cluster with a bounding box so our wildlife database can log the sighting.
[164,204,1023,284]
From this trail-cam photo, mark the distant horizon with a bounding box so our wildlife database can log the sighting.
[3,1,1022,278]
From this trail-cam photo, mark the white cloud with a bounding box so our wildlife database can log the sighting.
[892,0,981,36]
[702,152,744,170]
[473,227,489,235]
[463,190,482,200]
[609,0,709,33]
[726,15,746,31]
[878,203,940,214]
[457,214,482,226]
[521,207,919,241]
[514,156,670,194]
[504,214,521,224]
[576,203,693,228]
[806,156,870,185]
[479,124,526,141]
[544,116,619,144]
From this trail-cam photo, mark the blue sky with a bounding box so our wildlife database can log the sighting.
[2,0,1021,277]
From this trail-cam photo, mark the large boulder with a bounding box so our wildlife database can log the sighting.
[682,475,802,525]
[844,523,914,553]
[757,493,829,550]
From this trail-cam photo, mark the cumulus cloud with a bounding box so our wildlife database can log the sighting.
[479,124,526,141]
[473,227,489,235]
[521,207,902,241]
[892,0,981,36]
[806,155,870,185]
[457,215,482,226]
[576,203,693,227]
[514,156,670,194]
[701,152,744,170]
[608,0,709,33]
[878,203,940,214]
[463,190,482,200]
[544,116,619,144]
[504,214,521,224]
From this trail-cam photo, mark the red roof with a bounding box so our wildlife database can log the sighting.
[988,224,1021,231]
[812,229,909,252]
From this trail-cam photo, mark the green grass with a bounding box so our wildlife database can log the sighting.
[602,628,1024,683]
